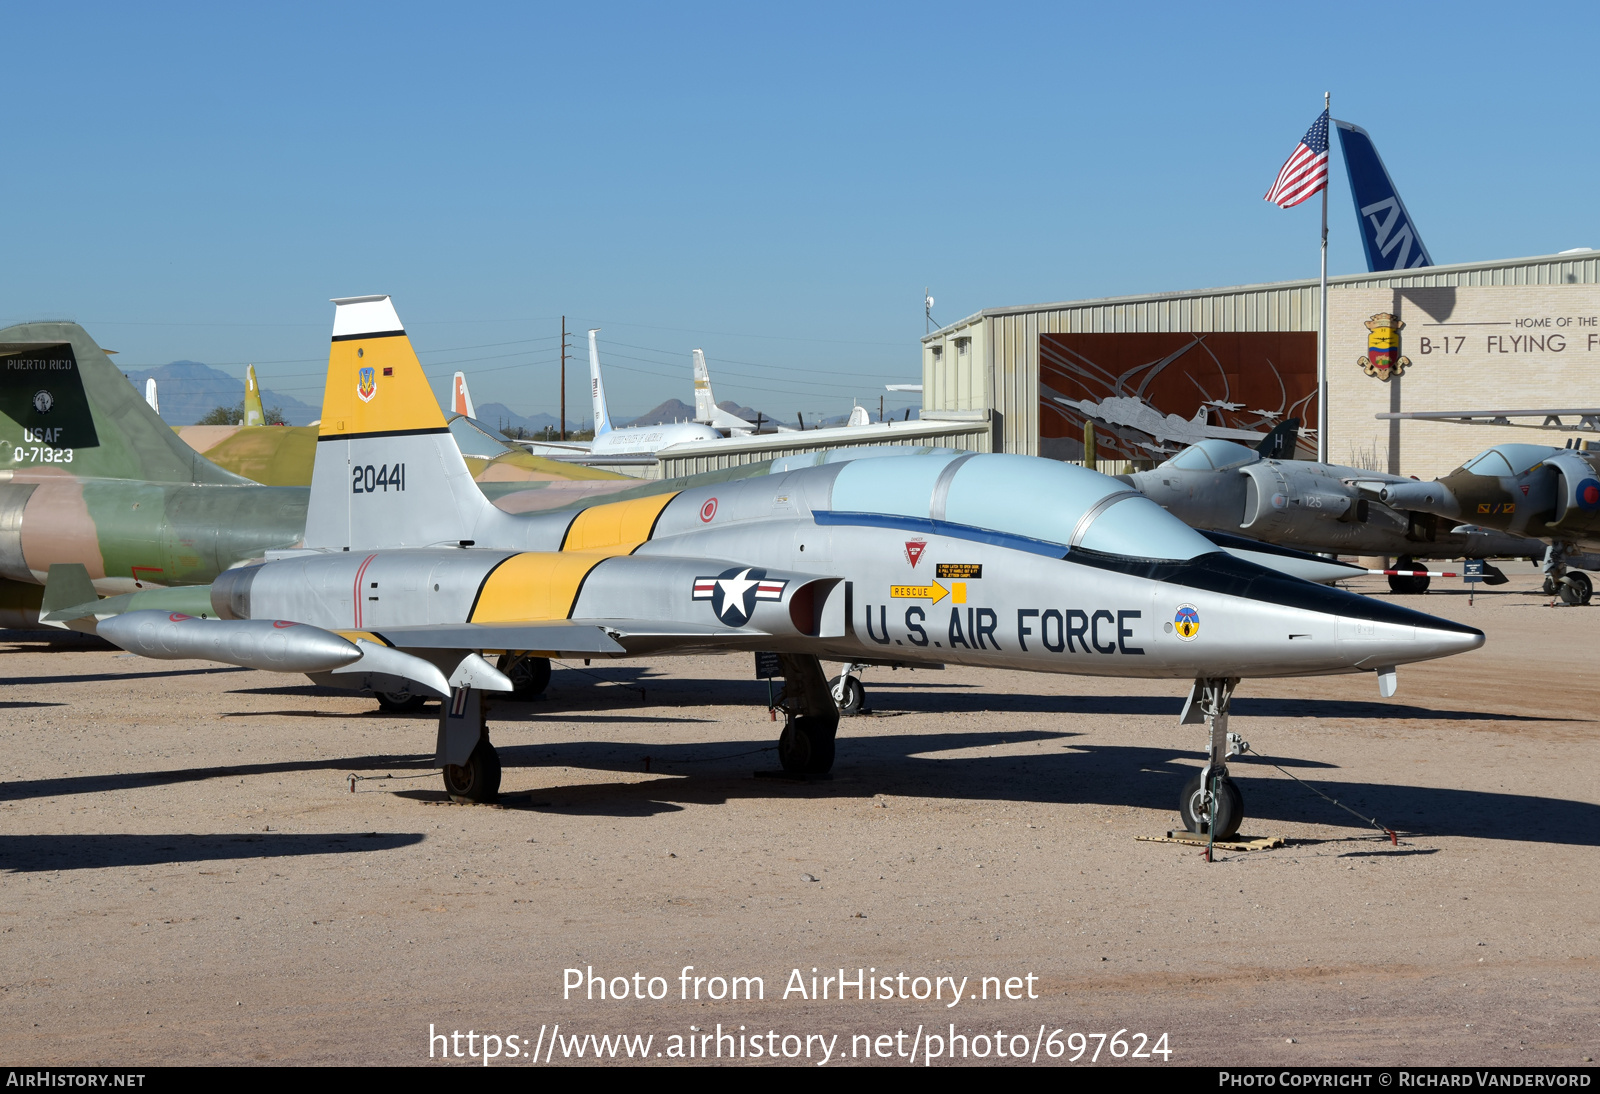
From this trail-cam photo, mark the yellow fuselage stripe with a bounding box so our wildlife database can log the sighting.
[561,493,678,554]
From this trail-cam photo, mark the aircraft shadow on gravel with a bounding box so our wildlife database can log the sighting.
[475,729,1600,847]
[6,666,249,687]
[0,753,436,803]
[0,831,425,873]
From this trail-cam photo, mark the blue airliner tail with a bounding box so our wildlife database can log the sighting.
[1334,120,1435,272]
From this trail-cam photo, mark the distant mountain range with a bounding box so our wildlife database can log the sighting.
[117,361,918,435]
[120,361,320,426]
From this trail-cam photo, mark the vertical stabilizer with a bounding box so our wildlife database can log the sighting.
[304,296,506,550]
[1334,120,1434,272]
[692,349,715,422]
[0,321,246,483]
[588,329,613,436]
[451,372,476,419]
[144,378,160,416]
[243,365,265,427]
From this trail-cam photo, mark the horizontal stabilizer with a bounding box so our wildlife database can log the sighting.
[40,563,99,620]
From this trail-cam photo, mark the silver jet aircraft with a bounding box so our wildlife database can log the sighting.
[92,296,1485,839]
[1122,431,1544,593]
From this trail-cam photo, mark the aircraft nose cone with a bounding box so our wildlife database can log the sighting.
[1417,621,1486,658]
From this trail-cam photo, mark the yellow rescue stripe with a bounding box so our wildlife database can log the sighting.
[334,630,392,647]
[559,492,679,555]
[469,552,608,623]
[470,492,680,624]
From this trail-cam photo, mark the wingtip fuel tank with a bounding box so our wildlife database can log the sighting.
[98,611,362,674]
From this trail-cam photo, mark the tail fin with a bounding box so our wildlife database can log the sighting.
[304,295,504,550]
[1256,417,1300,460]
[243,364,265,427]
[451,371,476,418]
[145,378,160,415]
[692,349,716,422]
[588,329,614,436]
[1334,120,1434,272]
[0,320,246,484]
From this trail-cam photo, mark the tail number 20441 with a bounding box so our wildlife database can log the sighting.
[351,463,406,494]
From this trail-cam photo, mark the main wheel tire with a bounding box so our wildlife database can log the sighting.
[778,715,837,775]
[1178,771,1244,839]
[830,675,864,716]
[375,690,428,713]
[1565,571,1593,605]
[497,654,552,700]
[1543,575,1561,596]
[1387,557,1430,595]
[442,738,502,803]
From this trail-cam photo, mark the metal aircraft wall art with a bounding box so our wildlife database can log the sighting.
[75,295,1486,841]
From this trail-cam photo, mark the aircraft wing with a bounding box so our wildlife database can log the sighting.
[1377,409,1600,433]
[370,617,816,658]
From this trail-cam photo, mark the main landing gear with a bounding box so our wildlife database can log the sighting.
[1387,555,1430,595]
[776,654,840,776]
[436,686,501,803]
[1178,677,1245,840]
[1540,543,1592,605]
[497,654,552,700]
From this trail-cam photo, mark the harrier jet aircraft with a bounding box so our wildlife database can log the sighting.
[90,295,1485,841]
[1123,430,1545,593]
[1369,441,1600,605]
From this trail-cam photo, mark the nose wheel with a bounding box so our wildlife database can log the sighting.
[829,665,867,716]
[1179,771,1244,839]
[1179,677,1246,844]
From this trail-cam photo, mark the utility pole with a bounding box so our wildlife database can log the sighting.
[559,316,568,441]
[879,394,884,422]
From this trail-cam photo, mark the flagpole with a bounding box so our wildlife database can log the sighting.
[1318,90,1329,464]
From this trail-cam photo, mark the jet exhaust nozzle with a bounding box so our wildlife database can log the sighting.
[99,611,362,673]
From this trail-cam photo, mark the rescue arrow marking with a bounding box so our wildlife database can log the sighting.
[891,579,948,605]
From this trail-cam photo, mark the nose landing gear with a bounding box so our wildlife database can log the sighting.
[829,663,868,716]
[1179,677,1245,840]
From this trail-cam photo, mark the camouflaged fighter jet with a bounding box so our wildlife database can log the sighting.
[1370,441,1600,605]
[1123,431,1545,595]
[0,322,309,625]
[91,295,1486,840]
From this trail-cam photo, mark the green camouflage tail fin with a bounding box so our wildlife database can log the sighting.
[0,321,249,484]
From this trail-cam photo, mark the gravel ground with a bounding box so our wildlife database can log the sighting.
[1,570,1596,1067]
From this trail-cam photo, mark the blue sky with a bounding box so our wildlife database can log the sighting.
[2,2,1594,421]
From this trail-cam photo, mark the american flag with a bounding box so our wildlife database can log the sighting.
[1264,109,1329,208]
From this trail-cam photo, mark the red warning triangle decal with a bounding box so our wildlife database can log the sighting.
[904,540,927,567]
